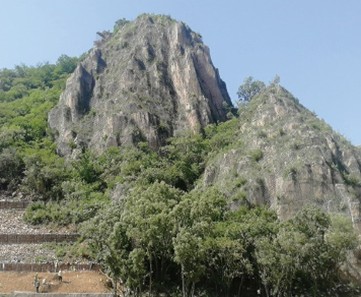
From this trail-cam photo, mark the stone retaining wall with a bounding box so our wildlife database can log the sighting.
[0,234,79,244]
[0,201,30,209]
[13,293,112,297]
[0,263,101,272]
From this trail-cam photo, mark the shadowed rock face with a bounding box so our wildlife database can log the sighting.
[203,85,361,231]
[49,15,232,156]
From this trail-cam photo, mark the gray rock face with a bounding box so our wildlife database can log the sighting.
[49,15,232,155]
[203,85,361,231]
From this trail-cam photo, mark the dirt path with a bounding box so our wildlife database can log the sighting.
[0,271,110,293]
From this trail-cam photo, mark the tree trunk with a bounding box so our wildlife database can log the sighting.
[160,256,166,281]
[149,255,153,296]
[181,264,186,297]
[226,280,232,297]
[263,284,270,297]
[237,275,244,297]
[155,255,159,282]
[112,277,118,297]
[190,282,195,297]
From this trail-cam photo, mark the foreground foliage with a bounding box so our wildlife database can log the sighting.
[83,195,358,297]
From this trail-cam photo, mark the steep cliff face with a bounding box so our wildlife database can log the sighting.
[203,84,361,231]
[49,15,232,155]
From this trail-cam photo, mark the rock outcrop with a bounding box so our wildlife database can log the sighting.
[202,84,361,231]
[49,15,232,155]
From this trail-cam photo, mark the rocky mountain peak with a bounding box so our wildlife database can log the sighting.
[203,85,361,230]
[49,14,232,156]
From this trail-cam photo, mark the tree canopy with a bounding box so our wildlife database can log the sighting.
[237,76,266,103]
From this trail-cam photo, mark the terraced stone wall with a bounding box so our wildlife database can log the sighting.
[0,234,79,244]
[0,201,29,209]
[0,263,101,272]
[13,294,112,297]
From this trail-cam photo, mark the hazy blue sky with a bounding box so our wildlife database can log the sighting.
[1,0,360,144]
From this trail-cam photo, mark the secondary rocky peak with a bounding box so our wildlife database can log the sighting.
[203,85,361,229]
[49,14,232,156]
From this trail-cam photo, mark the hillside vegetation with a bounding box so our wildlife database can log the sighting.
[0,61,359,297]
[0,56,78,195]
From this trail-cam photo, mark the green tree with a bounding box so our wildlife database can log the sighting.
[205,221,253,297]
[21,147,69,201]
[237,76,265,103]
[325,214,358,269]
[161,132,207,191]
[255,207,358,297]
[292,208,357,295]
[0,147,24,190]
[172,188,227,297]
[122,181,183,292]
[73,150,103,185]
[55,55,78,75]
[256,227,307,297]
[82,205,133,296]
[173,228,207,297]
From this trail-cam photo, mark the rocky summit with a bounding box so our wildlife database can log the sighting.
[49,14,232,156]
[203,84,361,231]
